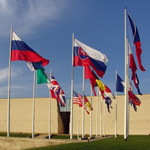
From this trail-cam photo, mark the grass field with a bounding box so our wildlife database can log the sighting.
[24,135,150,150]
[0,132,31,138]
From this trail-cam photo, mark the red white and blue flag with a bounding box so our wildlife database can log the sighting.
[116,74,124,93]
[11,32,49,70]
[73,91,89,114]
[128,90,141,112]
[129,44,142,95]
[73,39,108,78]
[50,73,66,107]
[128,14,145,71]
[104,85,115,99]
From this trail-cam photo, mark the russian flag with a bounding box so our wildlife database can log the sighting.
[11,32,49,69]
[73,39,108,78]
[128,14,145,71]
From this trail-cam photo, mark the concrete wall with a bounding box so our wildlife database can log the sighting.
[0,95,150,135]
[72,94,150,135]
[0,98,58,134]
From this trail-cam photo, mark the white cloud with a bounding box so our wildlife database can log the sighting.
[0,65,22,83]
[0,0,67,37]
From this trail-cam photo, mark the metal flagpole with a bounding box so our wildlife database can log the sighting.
[124,7,129,141]
[7,26,13,137]
[90,85,92,138]
[49,69,52,139]
[77,105,79,139]
[96,87,98,138]
[100,94,103,137]
[103,98,105,137]
[115,70,118,138]
[70,33,74,139]
[32,70,36,138]
[127,38,130,138]
[82,67,85,138]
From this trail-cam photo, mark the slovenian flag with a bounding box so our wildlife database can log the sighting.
[73,38,108,78]
[11,32,49,70]
[127,14,145,71]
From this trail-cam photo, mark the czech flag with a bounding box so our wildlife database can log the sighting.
[128,14,145,71]
[11,32,49,69]
[73,38,108,78]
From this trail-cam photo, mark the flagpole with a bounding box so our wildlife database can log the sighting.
[90,85,92,138]
[82,67,85,138]
[32,70,36,138]
[77,105,79,139]
[100,94,103,137]
[96,87,98,138]
[70,33,74,139]
[124,7,129,141]
[103,99,105,137]
[115,70,118,138]
[127,38,130,138]
[7,26,13,137]
[49,69,52,139]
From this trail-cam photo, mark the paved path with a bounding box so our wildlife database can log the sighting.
[0,135,112,150]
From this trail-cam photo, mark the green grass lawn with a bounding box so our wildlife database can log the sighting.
[24,135,150,150]
[0,132,31,138]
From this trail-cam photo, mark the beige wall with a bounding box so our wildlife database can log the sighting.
[0,95,150,135]
[0,98,58,134]
[72,94,150,135]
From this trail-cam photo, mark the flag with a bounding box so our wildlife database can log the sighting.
[104,85,115,99]
[91,70,106,98]
[84,95,93,111]
[128,90,141,111]
[37,68,50,84]
[84,66,97,96]
[128,14,145,71]
[132,74,142,95]
[11,32,49,69]
[73,91,89,114]
[128,91,141,106]
[73,38,108,78]
[105,97,113,113]
[85,66,111,99]
[73,91,83,106]
[116,74,124,92]
[129,42,142,95]
[51,73,66,107]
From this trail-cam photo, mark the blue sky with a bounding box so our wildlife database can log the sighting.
[0,0,149,98]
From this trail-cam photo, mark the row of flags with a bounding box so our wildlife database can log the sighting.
[11,30,66,107]
[8,10,145,140]
[9,13,145,113]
